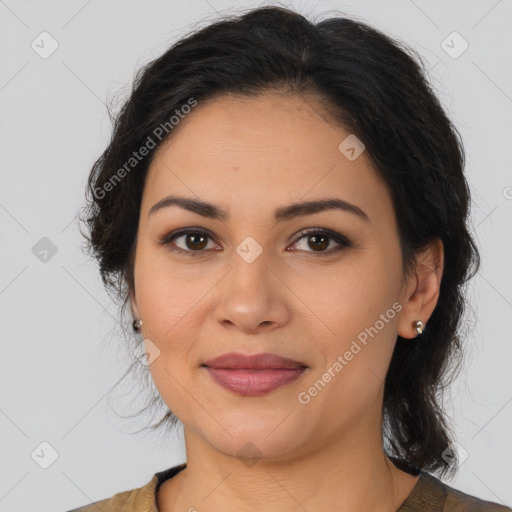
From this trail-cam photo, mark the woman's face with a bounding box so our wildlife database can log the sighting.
[131,92,418,461]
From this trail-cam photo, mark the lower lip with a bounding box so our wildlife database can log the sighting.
[203,367,307,396]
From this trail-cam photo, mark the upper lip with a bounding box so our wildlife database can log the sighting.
[202,352,308,370]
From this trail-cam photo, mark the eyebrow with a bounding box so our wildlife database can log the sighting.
[148,195,369,223]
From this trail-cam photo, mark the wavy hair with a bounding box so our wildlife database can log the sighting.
[79,5,480,477]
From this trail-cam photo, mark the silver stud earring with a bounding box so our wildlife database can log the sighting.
[413,320,424,335]
[133,319,143,331]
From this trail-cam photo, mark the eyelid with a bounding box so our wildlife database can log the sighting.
[159,227,219,254]
[160,226,352,256]
[290,227,351,248]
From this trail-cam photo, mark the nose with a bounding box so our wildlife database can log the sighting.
[212,252,291,334]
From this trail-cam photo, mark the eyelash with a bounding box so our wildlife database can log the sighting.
[159,227,352,257]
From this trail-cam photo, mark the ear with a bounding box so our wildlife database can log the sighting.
[129,288,140,320]
[397,237,444,339]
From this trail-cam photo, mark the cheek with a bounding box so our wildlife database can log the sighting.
[134,242,211,326]
[133,243,213,379]
[294,249,402,401]
[292,245,401,338]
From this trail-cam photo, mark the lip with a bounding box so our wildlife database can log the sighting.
[201,352,309,397]
[203,367,308,396]
[202,351,307,370]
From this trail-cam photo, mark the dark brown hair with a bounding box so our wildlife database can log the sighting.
[79,5,480,477]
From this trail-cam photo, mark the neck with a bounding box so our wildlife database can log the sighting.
[157,421,419,512]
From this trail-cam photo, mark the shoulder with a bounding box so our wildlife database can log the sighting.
[405,471,512,512]
[63,474,159,512]
[442,478,512,512]
[63,463,187,512]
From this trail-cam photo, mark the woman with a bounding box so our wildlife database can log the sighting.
[67,5,511,512]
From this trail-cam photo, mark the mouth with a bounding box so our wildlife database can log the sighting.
[201,352,309,396]
[202,367,308,396]
[202,351,308,370]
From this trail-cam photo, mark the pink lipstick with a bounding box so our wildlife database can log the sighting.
[201,352,308,396]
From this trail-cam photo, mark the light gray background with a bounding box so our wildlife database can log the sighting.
[1,1,511,511]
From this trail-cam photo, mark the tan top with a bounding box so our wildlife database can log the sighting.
[65,461,511,511]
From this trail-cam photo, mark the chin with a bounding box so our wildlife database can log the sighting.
[198,419,312,465]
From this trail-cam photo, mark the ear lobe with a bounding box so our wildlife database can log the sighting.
[129,289,140,319]
[131,305,140,319]
[397,238,444,339]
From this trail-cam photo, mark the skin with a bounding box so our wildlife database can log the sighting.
[130,91,444,512]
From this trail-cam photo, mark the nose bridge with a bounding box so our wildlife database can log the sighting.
[229,235,273,292]
[213,237,289,332]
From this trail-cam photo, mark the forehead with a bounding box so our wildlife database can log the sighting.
[141,92,392,223]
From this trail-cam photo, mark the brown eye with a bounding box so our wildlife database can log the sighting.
[289,229,352,255]
[161,227,351,257]
[161,228,218,256]
[305,233,330,251]
[182,232,208,251]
